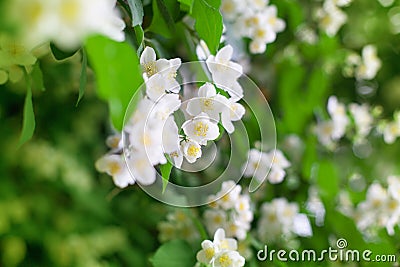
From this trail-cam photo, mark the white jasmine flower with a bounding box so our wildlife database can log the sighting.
[292,214,313,237]
[268,149,291,169]
[216,181,242,210]
[161,116,180,154]
[127,151,157,185]
[249,40,267,54]
[314,120,336,148]
[182,113,220,145]
[243,148,270,182]
[95,154,134,188]
[388,176,400,201]
[317,1,347,37]
[182,140,202,163]
[204,209,228,235]
[327,96,349,139]
[16,0,126,49]
[197,240,218,264]
[206,45,243,97]
[267,168,286,184]
[145,73,180,102]
[128,120,166,166]
[214,250,245,267]
[248,0,268,11]
[140,47,169,78]
[186,83,227,121]
[349,103,373,142]
[213,228,238,251]
[196,228,244,266]
[169,148,184,168]
[328,0,353,7]
[355,45,381,80]
[196,40,211,60]
[382,121,400,144]
[149,93,181,121]
[105,133,122,150]
[306,187,326,227]
[221,98,246,134]
[263,5,286,33]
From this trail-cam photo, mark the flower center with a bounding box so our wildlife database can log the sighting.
[194,122,209,137]
[187,145,200,157]
[109,162,121,175]
[218,254,232,267]
[204,248,215,261]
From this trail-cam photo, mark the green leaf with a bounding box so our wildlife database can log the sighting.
[76,49,87,106]
[316,160,339,200]
[160,161,173,193]
[134,25,145,56]
[148,0,178,38]
[85,36,143,131]
[150,240,195,267]
[31,62,45,91]
[192,0,223,54]
[178,0,194,12]
[18,69,35,147]
[127,0,144,26]
[50,43,78,61]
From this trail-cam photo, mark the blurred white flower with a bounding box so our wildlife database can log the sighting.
[182,113,220,145]
[317,1,347,37]
[15,0,125,49]
[95,154,134,188]
[349,103,373,142]
[105,133,122,151]
[351,181,400,236]
[204,181,253,241]
[128,120,166,166]
[306,187,326,227]
[221,0,285,54]
[327,96,349,139]
[258,198,312,243]
[381,113,400,144]
[355,45,381,80]
[242,148,270,182]
[127,151,157,185]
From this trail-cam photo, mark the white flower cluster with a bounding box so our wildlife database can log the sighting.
[315,96,374,148]
[344,45,382,80]
[243,148,291,184]
[204,181,253,241]
[220,0,285,54]
[257,198,312,243]
[11,0,125,49]
[353,176,400,236]
[378,111,400,144]
[316,0,351,37]
[157,209,199,243]
[196,228,245,267]
[97,45,246,188]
